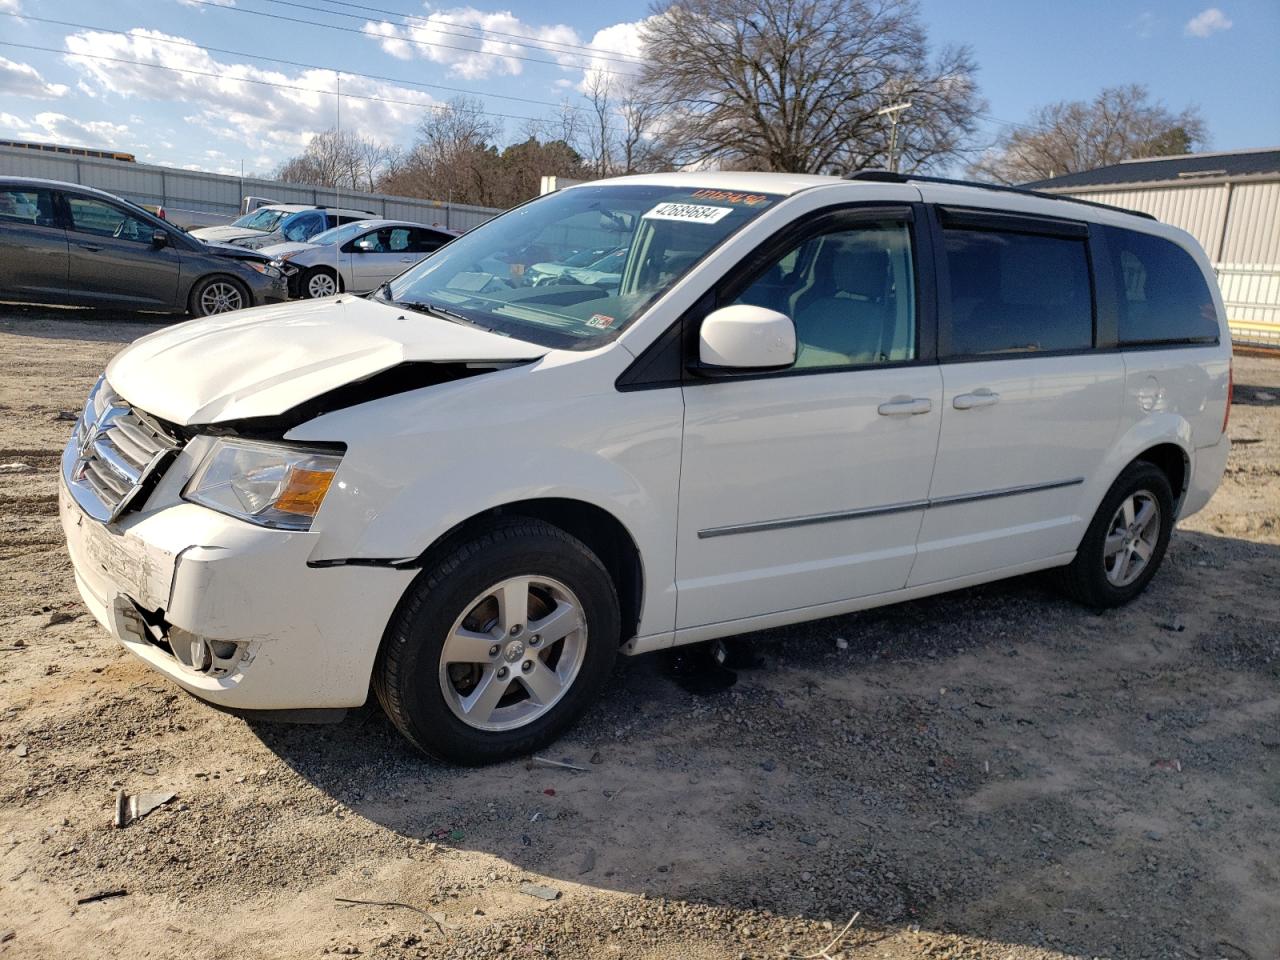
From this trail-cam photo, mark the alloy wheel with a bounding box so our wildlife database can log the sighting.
[200,281,244,314]
[1103,490,1161,587]
[308,272,338,298]
[438,576,588,732]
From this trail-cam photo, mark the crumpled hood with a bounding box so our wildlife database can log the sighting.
[106,297,546,426]
[199,240,273,261]
[189,225,262,244]
[256,240,316,259]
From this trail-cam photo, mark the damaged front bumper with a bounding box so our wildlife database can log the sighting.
[59,475,415,711]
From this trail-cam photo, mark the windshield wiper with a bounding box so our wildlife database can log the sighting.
[395,297,493,332]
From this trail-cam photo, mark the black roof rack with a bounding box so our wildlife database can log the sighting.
[844,169,1158,221]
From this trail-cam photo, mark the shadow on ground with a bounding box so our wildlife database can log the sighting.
[252,529,1280,959]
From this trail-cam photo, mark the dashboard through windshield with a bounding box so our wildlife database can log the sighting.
[382,185,781,348]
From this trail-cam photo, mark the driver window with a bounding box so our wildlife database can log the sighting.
[732,219,916,369]
[65,196,150,243]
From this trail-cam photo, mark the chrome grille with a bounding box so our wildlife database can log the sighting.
[63,377,181,523]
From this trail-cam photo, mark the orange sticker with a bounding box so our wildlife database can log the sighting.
[587,314,616,329]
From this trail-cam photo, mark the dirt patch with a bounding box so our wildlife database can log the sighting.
[1,308,1277,960]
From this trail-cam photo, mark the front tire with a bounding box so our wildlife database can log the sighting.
[374,520,620,765]
[301,266,341,299]
[189,275,249,317]
[1061,461,1175,609]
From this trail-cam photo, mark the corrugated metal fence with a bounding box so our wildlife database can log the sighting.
[0,147,504,232]
[1056,179,1280,349]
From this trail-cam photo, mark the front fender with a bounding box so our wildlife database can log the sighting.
[287,351,685,637]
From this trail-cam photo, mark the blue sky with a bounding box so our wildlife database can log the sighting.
[1,0,1277,177]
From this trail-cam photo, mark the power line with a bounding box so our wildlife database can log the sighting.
[0,10,597,116]
[182,0,643,77]
[295,0,647,65]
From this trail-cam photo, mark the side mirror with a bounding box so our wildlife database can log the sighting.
[151,230,169,249]
[698,304,796,371]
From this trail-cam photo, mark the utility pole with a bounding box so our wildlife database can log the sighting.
[877,101,912,173]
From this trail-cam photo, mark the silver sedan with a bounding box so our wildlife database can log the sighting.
[262,219,460,299]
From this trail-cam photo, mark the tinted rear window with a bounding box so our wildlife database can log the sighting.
[941,228,1093,357]
[1104,227,1218,346]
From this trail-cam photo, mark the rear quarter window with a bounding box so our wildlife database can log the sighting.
[1104,227,1219,346]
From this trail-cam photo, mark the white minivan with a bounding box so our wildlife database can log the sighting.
[59,172,1232,763]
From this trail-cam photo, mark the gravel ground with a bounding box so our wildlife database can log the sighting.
[0,304,1277,960]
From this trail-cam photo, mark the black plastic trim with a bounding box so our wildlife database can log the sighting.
[936,205,1090,238]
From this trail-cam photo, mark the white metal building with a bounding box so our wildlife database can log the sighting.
[1028,148,1280,348]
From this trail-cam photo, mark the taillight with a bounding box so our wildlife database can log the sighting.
[1222,360,1233,435]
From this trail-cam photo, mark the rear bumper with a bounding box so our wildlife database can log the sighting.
[59,475,415,710]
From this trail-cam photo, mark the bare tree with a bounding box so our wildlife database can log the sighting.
[583,72,615,178]
[635,0,984,174]
[968,85,1209,185]
[275,128,397,191]
[617,90,669,173]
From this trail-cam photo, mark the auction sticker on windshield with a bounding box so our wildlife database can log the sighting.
[643,202,733,225]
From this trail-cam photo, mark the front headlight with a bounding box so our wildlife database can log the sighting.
[240,260,280,277]
[183,438,343,530]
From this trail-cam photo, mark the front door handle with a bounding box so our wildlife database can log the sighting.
[877,396,933,416]
[953,390,1001,410]
[76,243,103,253]
[400,257,416,262]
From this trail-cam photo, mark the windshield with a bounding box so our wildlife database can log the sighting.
[384,185,781,348]
[309,222,368,247]
[230,208,289,232]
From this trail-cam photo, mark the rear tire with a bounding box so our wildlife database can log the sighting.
[301,266,341,299]
[1060,461,1175,609]
[374,520,620,765]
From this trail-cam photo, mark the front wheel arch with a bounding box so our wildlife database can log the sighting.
[404,498,645,646]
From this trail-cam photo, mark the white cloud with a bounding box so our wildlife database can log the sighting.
[578,19,648,94]
[0,110,130,147]
[61,28,438,151]
[1185,7,1232,37]
[362,7,586,80]
[0,0,23,12]
[177,0,235,7]
[0,56,69,99]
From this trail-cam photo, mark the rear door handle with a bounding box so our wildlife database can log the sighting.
[400,257,416,262]
[953,390,1000,410]
[877,397,933,416]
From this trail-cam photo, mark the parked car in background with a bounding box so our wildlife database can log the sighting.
[262,219,460,298]
[189,203,374,250]
[0,177,287,316]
